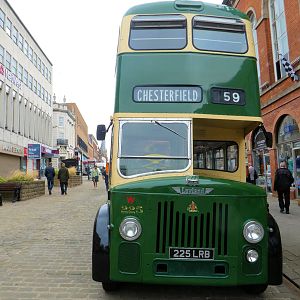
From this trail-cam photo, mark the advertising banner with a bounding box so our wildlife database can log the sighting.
[28,144,41,159]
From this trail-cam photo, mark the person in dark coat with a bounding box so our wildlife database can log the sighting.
[274,161,294,214]
[44,162,55,195]
[58,163,70,195]
[101,167,109,191]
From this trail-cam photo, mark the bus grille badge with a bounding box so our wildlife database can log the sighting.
[187,201,198,213]
[186,175,199,186]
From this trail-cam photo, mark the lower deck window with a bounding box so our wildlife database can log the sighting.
[193,141,238,172]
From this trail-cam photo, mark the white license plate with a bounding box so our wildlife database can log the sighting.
[169,247,214,260]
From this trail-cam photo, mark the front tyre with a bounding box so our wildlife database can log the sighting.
[242,284,268,295]
[102,280,119,292]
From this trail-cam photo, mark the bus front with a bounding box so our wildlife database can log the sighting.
[92,1,282,295]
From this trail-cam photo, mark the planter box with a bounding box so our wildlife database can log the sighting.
[0,180,45,202]
[54,175,82,188]
[20,180,45,201]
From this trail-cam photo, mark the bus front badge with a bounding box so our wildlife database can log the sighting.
[186,175,199,186]
[187,201,198,213]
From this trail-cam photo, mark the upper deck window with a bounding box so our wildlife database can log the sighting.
[193,16,248,54]
[129,15,187,50]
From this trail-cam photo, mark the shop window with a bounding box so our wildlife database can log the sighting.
[277,115,300,173]
[277,115,300,144]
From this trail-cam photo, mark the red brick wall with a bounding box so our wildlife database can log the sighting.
[233,0,300,193]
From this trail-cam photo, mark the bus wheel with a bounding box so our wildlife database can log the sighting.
[102,281,119,292]
[242,284,268,294]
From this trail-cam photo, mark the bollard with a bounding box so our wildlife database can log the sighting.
[0,193,2,206]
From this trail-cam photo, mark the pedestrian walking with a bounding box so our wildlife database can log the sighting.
[86,165,91,180]
[247,164,258,185]
[44,162,55,195]
[91,166,100,188]
[274,161,294,214]
[58,163,70,195]
[101,167,109,191]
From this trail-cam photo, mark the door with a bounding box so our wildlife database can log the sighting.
[292,148,300,198]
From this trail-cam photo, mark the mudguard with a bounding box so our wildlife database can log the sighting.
[268,213,283,285]
[92,203,110,282]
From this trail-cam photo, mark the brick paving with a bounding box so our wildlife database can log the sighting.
[268,195,300,288]
[0,178,299,299]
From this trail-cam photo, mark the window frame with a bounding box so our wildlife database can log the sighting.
[12,26,18,44]
[18,33,24,51]
[0,45,4,64]
[129,14,188,51]
[5,17,12,37]
[193,140,239,173]
[192,15,248,54]
[0,9,4,29]
[118,118,192,178]
[5,51,11,70]
[269,0,289,81]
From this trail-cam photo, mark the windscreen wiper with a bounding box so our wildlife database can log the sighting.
[153,120,186,140]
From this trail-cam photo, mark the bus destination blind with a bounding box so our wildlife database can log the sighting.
[133,86,202,103]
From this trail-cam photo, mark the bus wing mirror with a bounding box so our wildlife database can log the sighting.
[266,132,273,148]
[97,125,106,141]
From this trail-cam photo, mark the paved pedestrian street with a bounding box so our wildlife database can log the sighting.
[1,178,300,300]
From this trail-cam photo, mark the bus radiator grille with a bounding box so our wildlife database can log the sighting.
[155,201,228,256]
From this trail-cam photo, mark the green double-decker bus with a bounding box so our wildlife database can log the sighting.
[92,0,282,294]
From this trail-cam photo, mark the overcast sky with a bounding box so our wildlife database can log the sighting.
[8,0,222,143]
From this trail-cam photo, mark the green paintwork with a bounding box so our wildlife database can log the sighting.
[115,53,261,117]
[109,176,268,285]
[124,1,248,20]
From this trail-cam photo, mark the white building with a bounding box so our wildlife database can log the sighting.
[52,100,76,168]
[0,0,53,177]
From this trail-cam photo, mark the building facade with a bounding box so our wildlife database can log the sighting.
[88,134,100,161]
[0,0,53,177]
[223,0,300,197]
[52,101,76,168]
[66,102,89,173]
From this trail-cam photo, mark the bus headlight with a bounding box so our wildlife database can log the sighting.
[246,249,259,263]
[243,221,264,243]
[119,217,142,241]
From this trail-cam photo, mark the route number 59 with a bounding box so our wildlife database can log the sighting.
[223,91,240,103]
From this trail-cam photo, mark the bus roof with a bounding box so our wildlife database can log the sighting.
[124,1,248,20]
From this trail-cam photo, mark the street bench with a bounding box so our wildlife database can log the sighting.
[0,183,21,206]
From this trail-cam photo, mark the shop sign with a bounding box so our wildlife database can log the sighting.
[28,144,41,159]
[253,128,267,150]
[41,146,52,154]
[0,141,24,156]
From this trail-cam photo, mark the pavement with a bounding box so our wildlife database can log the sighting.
[267,194,300,287]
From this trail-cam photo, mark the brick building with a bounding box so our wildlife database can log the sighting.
[223,0,300,198]
[66,103,89,173]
